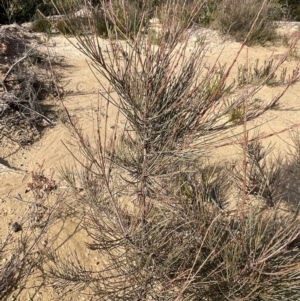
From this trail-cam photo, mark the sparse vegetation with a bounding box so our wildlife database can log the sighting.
[236,59,288,87]
[2,0,300,300]
[0,162,60,300]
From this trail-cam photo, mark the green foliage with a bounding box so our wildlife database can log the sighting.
[31,17,52,34]
[228,107,243,124]
[237,59,287,87]
[147,28,162,45]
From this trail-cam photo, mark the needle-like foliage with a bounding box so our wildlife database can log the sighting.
[45,1,300,300]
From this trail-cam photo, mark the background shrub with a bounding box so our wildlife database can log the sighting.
[106,0,150,38]
[0,0,44,24]
[55,18,83,36]
[31,17,52,33]
[156,0,218,31]
[274,0,300,20]
[195,0,221,26]
[0,0,84,24]
[213,0,278,45]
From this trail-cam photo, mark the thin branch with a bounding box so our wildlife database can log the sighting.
[0,47,37,90]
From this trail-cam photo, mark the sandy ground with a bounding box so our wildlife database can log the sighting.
[1,23,300,300]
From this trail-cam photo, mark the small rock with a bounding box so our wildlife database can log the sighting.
[11,222,22,232]
[41,240,48,247]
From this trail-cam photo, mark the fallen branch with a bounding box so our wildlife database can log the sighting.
[1,92,54,126]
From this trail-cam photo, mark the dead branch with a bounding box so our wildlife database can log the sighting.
[0,47,37,92]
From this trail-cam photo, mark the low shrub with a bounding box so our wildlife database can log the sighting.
[31,18,52,34]
[236,59,287,87]
[11,1,300,300]
[213,0,278,45]
[56,19,83,36]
